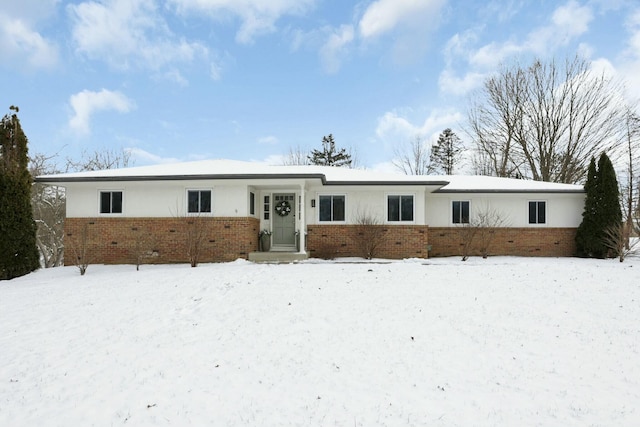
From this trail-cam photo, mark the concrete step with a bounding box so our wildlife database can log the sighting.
[248,251,309,263]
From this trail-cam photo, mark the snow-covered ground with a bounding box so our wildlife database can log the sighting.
[1,256,639,426]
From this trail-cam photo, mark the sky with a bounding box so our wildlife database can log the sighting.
[2,0,640,171]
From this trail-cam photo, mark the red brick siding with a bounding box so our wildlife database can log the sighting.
[64,217,260,265]
[428,227,577,257]
[307,224,429,259]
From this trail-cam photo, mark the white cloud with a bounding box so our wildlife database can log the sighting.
[440,1,594,96]
[0,13,58,70]
[438,69,487,96]
[68,0,208,72]
[168,0,316,44]
[126,147,181,165]
[375,109,463,147]
[319,25,354,74]
[69,89,135,136]
[258,136,279,145]
[358,0,446,39]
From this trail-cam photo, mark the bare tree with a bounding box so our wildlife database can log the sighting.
[282,145,310,166]
[30,154,65,267]
[468,56,626,183]
[67,222,93,275]
[129,226,158,271]
[67,147,132,172]
[620,110,640,249]
[458,205,509,261]
[352,209,387,259]
[603,222,639,262]
[393,135,431,175]
[185,217,208,267]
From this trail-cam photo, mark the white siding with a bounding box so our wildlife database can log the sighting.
[425,193,585,227]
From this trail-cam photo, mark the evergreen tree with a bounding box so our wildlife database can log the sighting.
[308,134,352,167]
[0,106,39,279]
[429,128,463,175]
[576,157,599,257]
[575,153,622,258]
[596,153,622,257]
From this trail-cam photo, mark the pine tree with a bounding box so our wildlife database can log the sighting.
[0,106,39,279]
[596,153,622,257]
[429,128,463,175]
[576,157,599,257]
[575,153,622,258]
[308,134,352,167]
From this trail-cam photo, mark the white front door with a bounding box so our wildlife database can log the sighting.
[272,193,296,247]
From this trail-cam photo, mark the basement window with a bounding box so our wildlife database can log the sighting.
[100,191,123,214]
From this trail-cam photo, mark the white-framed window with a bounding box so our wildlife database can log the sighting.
[452,200,470,224]
[99,190,123,214]
[263,195,270,220]
[318,195,346,222]
[387,195,414,222]
[529,201,546,224]
[187,189,212,214]
[250,192,255,215]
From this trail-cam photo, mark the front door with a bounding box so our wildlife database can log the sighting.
[272,193,296,248]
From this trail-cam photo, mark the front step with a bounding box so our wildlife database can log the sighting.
[248,251,309,263]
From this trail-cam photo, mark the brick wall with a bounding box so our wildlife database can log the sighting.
[307,224,429,259]
[428,227,578,258]
[64,217,260,265]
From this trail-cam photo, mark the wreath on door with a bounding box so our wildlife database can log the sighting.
[275,200,292,216]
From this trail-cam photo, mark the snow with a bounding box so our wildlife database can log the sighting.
[36,159,584,192]
[2,256,638,426]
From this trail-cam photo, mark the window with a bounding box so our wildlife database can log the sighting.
[250,192,255,215]
[264,195,270,220]
[387,195,414,222]
[187,190,211,213]
[100,191,122,214]
[452,201,470,224]
[529,201,546,224]
[319,195,345,222]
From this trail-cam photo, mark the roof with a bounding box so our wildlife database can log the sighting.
[35,159,585,193]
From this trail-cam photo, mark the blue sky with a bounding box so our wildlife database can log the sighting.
[2,0,639,170]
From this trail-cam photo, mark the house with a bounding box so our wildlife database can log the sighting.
[36,159,586,264]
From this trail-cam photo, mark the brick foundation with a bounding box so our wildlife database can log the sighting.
[307,224,429,259]
[64,217,260,265]
[64,218,578,265]
[428,227,578,258]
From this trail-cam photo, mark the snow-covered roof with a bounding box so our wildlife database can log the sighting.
[36,159,585,193]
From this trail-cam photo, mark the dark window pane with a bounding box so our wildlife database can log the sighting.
[100,192,111,214]
[401,196,413,221]
[319,195,332,221]
[388,196,400,221]
[538,202,546,223]
[529,201,537,224]
[200,191,211,213]
[250,192,255,215]
[461,201,469,224]
[111,192,123,213]
[188,191,199,213]
[333,196,345,221]
[453,201,461,223]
